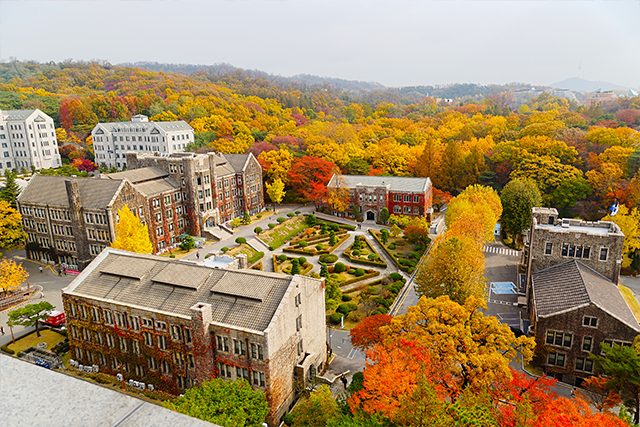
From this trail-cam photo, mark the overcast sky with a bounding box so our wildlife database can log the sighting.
[1,1,639,89]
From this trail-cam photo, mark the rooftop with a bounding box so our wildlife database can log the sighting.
[64,249,298,332]
[0,109,44,121]
[221,153,251,173]
[1,354,216,427]
[18,174,124,209]
[532,259,640,332]
[327,174,432,193]
[97,120,193,133]
[107,167,169,184]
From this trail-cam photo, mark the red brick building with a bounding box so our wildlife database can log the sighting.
[326,175,432,221]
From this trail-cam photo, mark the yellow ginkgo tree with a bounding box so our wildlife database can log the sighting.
[110,205,153,254]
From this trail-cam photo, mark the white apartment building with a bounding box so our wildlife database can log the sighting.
[91,115,194,169]
[0,109,62,172]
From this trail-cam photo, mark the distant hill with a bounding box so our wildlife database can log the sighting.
[549,77,631,92]
[118,61,384,92]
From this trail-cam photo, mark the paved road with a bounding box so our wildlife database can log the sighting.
[0,248,74,347]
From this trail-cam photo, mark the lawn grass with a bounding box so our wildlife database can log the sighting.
[619,284,640,322]
[261,216,307,250]
[158,248,194,259]
[227,243,258,258]
[7,329,65,353]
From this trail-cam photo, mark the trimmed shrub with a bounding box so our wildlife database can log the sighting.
[235,237,247,244]
[390,272,404,281]
[352,250,360,257]
[221,247,229,252]
[283,413,294,426]
[257,214,262,219]
[348,269,356,275]
[298,241,308,248]
[278,254,288,262]
[329,313,343,324]
[368,253,379,260]
[334,262,346,273]
[248,252,264,264]
[342,294,353,301]
[287,212,295,218]
[306,214,317,226]
[330,224,340,231]
[254,227,263,235]
[205,254,211,259]
[291,259,300,275]
[378,306,389,314]
[268,223,276,229]
[298,256,307,265]
[388,243,396,250]
[355,268,365,277]
[319,254,338,263]
[316,244,324,251]
[169,254,176,258]
[277,217,287,223]
[295,211,301,215]
[337,303,357,315]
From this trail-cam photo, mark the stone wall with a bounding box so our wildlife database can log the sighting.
[534,303,638,386]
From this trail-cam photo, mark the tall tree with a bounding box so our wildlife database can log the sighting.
[415,235,487,304]
[290,385,341,427]
[349,314,393,351]
[438,141,465,194]
[265,178,285,206]
[163,378,268,427]
[0,259,27,296]
[500,178,542,243]
[591,338,640,424]
[287,156,338,202]
[326,174,352,213]
[8,301,55,337]
[0,200,26,251]
[110,205,153,254]
[1,171,22,208]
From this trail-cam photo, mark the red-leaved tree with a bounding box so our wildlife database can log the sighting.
[349,314,393,351]
[287,156,338,202]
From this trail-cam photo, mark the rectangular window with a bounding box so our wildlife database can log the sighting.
[547,351,566,367]
[143,331,154,346]
[413,195,420,203]
[217,336,229,352]
[184,328,192,344]
[568,245,575,257]
[545,242,553,255]
[171,325,182,341]
[403,195,411,202]
[297,339,304,356]
[161,360,171,375]
[562,244,568,257]
[158,335,167,350]
[294,293,301,307]
[583,247,591,259]
[582,337,593,352]
[234,339,246,356]
[296,315,302,331]
[547,330,573,348]
[583,316,598,328]
[600,247,608,261]
[575,357,593,372]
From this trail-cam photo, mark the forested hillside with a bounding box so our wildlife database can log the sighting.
[1,60,639,222]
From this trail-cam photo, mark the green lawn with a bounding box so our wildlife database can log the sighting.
[619,284,640,321]
[261,216,307,250]
[227,243,258,258]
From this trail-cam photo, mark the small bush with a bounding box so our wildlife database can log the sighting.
[278,254,288,262]
[348,269,356,275]
[283,412,294,426]
[329,313,343,324]
[330,224,340,231]
[368,253,379,261]
[235,237,247,244]
[254,227,262,234]
[355,268,365,277]
[221,247,229,252]
[295,211,301,215]
[337,303,357,315]
[319,254,338,263]
[169,254,176,258]
[268,223,276,229]
[257,214,262,219]
[298,256,307,265]
[390,272,403,281]
[342,294,353,301]
[352,250,360,256]
[277,217,287,223]
[298,241,308,248]
[205,254,211,259]
[316,244,324,251]
[378,306,389,314]
[287,212,295,218]
[388,243,396,250]
[306,214,317,226]
[334,262,346,273]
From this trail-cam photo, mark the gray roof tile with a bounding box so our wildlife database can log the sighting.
[18,174,124,209]
[66,250,294,332]
[107,167,168,184]
[221,154,250,173]
[532,259,640,332]
[328,174,431,193]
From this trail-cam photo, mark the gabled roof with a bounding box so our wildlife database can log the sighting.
[65,249,296,332]
[532,259,640,332]
[134,177,180,197]
[222,153,250,173]
[17,174,124,209]
[95,120,192,133]
[327,174,432,193]
[0,109,43,121]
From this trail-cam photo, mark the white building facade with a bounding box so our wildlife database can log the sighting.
[91,115,194,169]
[0,109,62,172]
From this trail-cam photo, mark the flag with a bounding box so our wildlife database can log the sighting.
[610,201,619,216]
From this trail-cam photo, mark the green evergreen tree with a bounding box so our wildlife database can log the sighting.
[329,230,336,246]
[320,263,329,278]
[290,258,300,275]
[1,171,21,209]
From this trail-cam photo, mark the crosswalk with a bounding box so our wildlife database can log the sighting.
[482,246,521,257]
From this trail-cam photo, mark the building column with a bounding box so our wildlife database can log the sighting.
[189,302,215,385]
[65,180,92,270]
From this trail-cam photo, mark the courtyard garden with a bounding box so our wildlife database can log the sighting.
[224,241,264,266]
[369,228,429,274]
[260,215,308,250]
[326,273,406,329]
[1,328,66,355]
[273,254,313,275]
[282,216,352,256]
[341,235,387,268]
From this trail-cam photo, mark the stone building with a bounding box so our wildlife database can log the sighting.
[91,115,194,169]
[326,175,433,221]
[62,248,326,426]
[523,207,638,385]
[530,260,640,386]
[522,207,625,297]
[0,108,62,172]
[125,151,264,228]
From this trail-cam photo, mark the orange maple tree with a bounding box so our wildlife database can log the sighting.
[349,314,393,351]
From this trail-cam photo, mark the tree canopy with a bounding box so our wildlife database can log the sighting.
[110,205,153,254]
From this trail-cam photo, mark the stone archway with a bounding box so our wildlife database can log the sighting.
[366,211,375,221]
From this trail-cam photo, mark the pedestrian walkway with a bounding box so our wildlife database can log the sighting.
[483,245,520,257]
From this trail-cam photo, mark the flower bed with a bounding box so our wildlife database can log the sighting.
[260,216,308,250]
[272,255,314,276]
[342,236,387,268]
[283,234,349,256]
[369,229,425,274]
